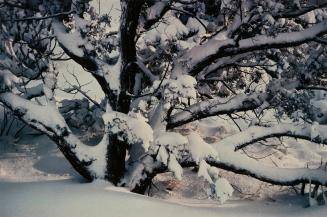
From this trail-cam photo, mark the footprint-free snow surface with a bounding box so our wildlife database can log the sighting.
[1,179,327,217]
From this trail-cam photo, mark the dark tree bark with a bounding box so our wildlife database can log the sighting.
[106,134,127,184]
[118,0,146,113]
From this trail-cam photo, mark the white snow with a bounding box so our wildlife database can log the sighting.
[198,160,214,183]
[102,111,154,152]
[187,132,218,163]
[146,2,167,20]
[0,69,20,90]
[1,178,327,217]
[311,122,320,141]
[153,132,187,180]
[52,20,85,58]
[78,134,108,179]
[161,74,197,107]
[155,132,188,147]
[156,145,169,165]
[141,11,189,44]
[99,57,122,93]
[168,155,183,180]
[214,178,234,204]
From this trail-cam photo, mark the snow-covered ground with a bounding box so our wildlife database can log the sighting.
[1,118,327,217]
[2,179,327,217]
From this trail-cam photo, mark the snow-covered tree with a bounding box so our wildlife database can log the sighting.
[0,0,327,203]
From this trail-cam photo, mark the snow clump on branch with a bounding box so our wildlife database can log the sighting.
[103,112,154,151]
[151,132,188,180]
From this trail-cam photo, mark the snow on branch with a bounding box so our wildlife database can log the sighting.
[186,132,327,188]
[209,141,327,187]
[214,122,327,151]
[177,20,327,76]
[0,92,67,137]
[130,131,327,198]
[198,52,251,79]
[167,92,268,128]
[0,92,108,180]
[103,111,153,152]
[52,19,98,71]
[173,37,236,76]
[141,1,170,30]
[232,20,327,55]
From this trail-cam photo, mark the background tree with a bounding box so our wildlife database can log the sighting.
[0,0,327,202]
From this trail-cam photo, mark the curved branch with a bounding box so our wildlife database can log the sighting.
[208,144,327,186]
[167,92,268,128]
[3,10,74,22]
[213,123,327,151]
[142,1,170,30]
[52,19,119,107]
[0,92,108,181]
[176,20,327,76]
[131,133,327,193]
[170,7,208,33]
[297,85,327,92]
[52,20,98,72]
[198,52,252,79]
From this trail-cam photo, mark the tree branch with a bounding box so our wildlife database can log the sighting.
[167,92,268,128]
[207,147,327,187]
[0,92,107,181]
[131,131,327,193]
[2,10,74,22]
[177,20,327,76]
[213,123,327,151]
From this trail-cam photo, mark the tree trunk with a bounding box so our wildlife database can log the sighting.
[106,134,127,184]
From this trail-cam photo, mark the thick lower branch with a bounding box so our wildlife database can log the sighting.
[0,92,96,181]
[209,160,326,186]
[131,132,327,194]
[207,144,327,186]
